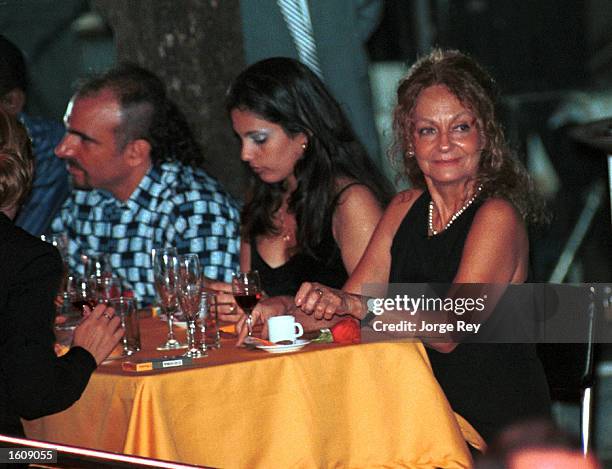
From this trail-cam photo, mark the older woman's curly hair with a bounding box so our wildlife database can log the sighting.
[391,49,547,225]
[0,108,34,213]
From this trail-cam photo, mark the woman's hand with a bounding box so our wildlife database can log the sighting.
[235,296,292,346]
[204,278,240,322]
[294,282,347,321]
[72,303,123,365]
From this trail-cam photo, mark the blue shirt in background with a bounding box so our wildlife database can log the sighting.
[15,113,69,236]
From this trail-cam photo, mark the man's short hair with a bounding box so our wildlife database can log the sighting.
[75,64,202,166]
[0,108,34,211]
[0,35,28,96]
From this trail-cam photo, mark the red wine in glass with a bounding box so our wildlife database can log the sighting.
[67,275,97,316]
[234,292,262,312]
[71,299,97,314]
[231,271,262,337]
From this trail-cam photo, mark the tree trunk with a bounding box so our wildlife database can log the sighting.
[93,0,246,200]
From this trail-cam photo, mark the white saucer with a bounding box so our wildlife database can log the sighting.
[255,339,311,354]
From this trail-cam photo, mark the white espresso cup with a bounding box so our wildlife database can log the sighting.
[268,315,304,344]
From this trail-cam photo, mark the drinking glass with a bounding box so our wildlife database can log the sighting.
[110,297,140,356]
[40,233,68,261]
[83,253,112,278]
[231,271,262,337]
[152,247,185,350]
[178,254,204,358]
[41,233,69,302]
[66,275,97,316]
[199,292,220,349]
[94,276,123,304]
[55,275,88,330]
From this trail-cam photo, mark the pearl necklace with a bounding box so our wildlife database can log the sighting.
[428,185,482,236]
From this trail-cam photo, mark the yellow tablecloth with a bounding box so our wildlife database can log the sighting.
[24,318,482,468]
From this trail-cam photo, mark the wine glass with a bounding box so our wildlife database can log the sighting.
[41,233,69,305]
[66,275,97,316]
[231,271,262,338]
[40,232,68,261]
[56,275,93,330]
[199,292,220,350]
[152,247,185,350]
[110,297,140,356]
[83,253,112,278]
[178,254,205,358]
[94,276,123,304]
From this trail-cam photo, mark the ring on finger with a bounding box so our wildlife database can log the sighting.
[314,287,324,297]
[102,312,112,320]
[229,304,236,313]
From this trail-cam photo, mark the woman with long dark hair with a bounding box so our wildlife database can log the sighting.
[213,57,392,338]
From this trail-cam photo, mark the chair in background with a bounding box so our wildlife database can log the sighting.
[536,284,598,455]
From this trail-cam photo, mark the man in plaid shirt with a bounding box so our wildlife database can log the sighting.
[51,64,240,305]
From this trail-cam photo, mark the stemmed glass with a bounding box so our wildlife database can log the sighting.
[57,275,95,329]
[152,247,185,350]
[41,233,69,308]
[83,253,112,278]
[232,271,262,338]
[178,254,205,358]
[94,276,122,304]
[41,233,68,261]
[66,275,97,315]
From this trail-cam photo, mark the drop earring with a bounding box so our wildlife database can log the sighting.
[406,141,415,158]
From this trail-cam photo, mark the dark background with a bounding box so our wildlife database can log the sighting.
[1,0,610,281]
[1,0,611,462]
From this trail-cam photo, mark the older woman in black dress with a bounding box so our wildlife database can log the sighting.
[296,49,551,442]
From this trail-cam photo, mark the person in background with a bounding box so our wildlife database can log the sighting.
[51,64,240,305]
[0,108,122,437]
[213,57,392,341]
[294,49,551,442]
[239,0,384,169]
[475,419,600,469]
[0,34,69,236]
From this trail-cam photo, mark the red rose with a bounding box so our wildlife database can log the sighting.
[331,318,361,344]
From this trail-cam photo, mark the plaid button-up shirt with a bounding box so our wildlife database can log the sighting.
[51,161,241,305]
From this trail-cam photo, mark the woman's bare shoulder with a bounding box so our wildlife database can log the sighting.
[458,197,528,283]
[389,188,423,211]
[334,179,379,203]
[376,188,423,234]
[475,197,524,228]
